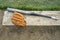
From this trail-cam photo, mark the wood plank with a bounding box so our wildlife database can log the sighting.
[2,11,60,26]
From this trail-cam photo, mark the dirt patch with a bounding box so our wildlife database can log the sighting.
[0,10,60,40]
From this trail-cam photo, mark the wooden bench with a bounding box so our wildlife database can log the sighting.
[2,11,60,26]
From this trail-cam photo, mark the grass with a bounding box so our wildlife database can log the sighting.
[0,0,60,10]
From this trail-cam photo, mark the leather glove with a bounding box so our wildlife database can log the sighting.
[12,11,26,27]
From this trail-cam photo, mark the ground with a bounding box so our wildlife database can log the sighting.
[0,10,60,40]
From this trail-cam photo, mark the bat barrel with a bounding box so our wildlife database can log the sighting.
[7,8,32,14]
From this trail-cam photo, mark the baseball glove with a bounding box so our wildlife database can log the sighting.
[12,12,26,27]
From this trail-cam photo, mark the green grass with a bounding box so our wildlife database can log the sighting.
[0,0,60,10]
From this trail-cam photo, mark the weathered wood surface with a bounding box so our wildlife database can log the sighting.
[2,11,60,26]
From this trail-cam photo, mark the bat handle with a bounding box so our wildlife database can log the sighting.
[30,13,58,20]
